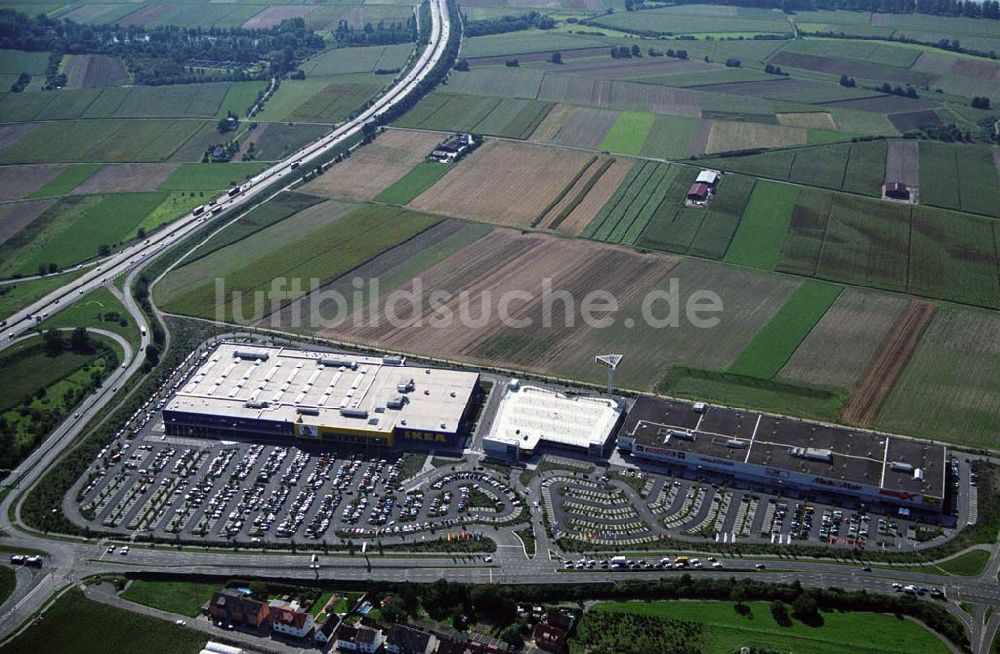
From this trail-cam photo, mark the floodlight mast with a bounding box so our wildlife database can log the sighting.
[594,354,622,397]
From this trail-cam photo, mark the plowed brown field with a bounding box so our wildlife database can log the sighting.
[407,140,597,228]
[302,129,444,201]
[842,298,936,425]
[320,230,677,372]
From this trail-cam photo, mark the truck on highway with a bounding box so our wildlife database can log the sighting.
[140,326,147,337]
[610,556,627,568]
[228,186,240,197]
[192,205,205,216]
[673,556,690,568]
[290,161,301,170]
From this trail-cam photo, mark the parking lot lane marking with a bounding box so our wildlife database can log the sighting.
[745,414,761,463]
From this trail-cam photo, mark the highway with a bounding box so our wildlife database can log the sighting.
[0,1,998,650]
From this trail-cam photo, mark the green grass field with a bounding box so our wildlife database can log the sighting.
[908,549,990,576]
[728,280,842,379]
[28,164,101,199]
[0,566,12,606]
[657,366,847,423]
[637,172,755,259]
[158,203,441,320]
[159,163,267,191]
[0,270,85,317]
[121,580,220,617]
[179,191,325,266]
[0,588,208,654]
[0,192,167,277]
[0,335,115,463]
[600,111,656,155]
[585,600,948,654]
[36,286,139,351]
[641,115,698,160]
[374,162,452,205]
[724,180,798,270]
[0,119,205,164]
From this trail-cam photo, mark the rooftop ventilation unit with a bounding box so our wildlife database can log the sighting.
[296,407,320,416]
[668,429,695,441]
[340,408,368,419]
[789,447,833,463]
[244,400,269,409]
[234,351,269,361]
[382,356,405,366]
[397,379,415,393]
[724,439,745,449]
[913,468,925,481]
[891,461,914,473]
[386,396,406,410]
[320,357,357,370]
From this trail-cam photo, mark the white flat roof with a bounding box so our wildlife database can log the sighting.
[487,385,621,452]
[166,344,478,435]
[696,169,720,184]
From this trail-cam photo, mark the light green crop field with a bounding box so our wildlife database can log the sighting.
[584,600,948,654]
[375,162,452,205]
[728,280,842,379]
[600,111,655,155]
[724,180,798,270]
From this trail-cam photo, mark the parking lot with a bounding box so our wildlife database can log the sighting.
[540,464,931,552]
[72,429,525,546]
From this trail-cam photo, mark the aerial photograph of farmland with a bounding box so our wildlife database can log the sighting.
[0,0,999,652]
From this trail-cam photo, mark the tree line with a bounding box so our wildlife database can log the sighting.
[463,11,555,37]
[671,0,999,19]
[0,10,325,85]
[332,17,417,46]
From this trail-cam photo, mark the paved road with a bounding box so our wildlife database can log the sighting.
[1,4,998,651]
[0,0,452,638]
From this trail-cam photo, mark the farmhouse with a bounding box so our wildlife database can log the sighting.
[162,343,480,451]
[617,396,947,513]
[885,181,910,200]
[687,182,710,203]
[483,382,623,462]
[429,132,475,163]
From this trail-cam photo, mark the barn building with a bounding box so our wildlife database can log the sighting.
[163,344,479,450]
[617,397,947,513]
[687,182,710,203]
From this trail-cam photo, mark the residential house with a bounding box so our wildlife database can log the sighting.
[208,590,270,630]
[269,603,315,639]
[385,623,437,654]
[338,625,383,653]
[315,613,341,645]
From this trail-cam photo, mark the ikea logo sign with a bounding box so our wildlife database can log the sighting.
[401,432,448,443]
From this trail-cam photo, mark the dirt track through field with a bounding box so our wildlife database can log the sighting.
[842,299,936,425]
[884,139,919,187]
